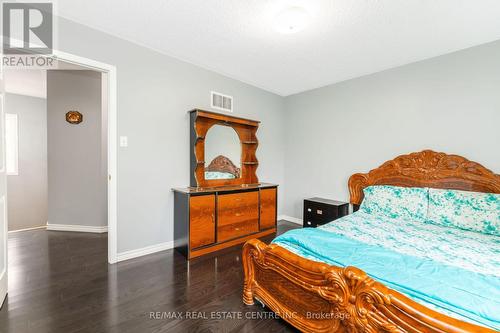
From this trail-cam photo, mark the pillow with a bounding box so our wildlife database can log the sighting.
[428,188,500,236]
[360,185,428,221]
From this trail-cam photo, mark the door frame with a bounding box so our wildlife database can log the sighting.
[50,50,118,264]
[0,92,6,306]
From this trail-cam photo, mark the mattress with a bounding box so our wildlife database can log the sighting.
[272,212,500,330]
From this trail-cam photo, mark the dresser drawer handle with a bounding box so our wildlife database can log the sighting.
[316,209,323,215]
[307,221,312,225]
[235,213,241,217]
[235,227,240,231]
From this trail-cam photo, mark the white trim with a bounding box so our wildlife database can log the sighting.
[278,215,303,225]
[1,68,7,305]
[116,241,174,263]
[47,223,108,233]
[0,196,7,307]
[0,94,4,173]
[48,50,118,264]
[8,225,46,233]
[0,267,6,308]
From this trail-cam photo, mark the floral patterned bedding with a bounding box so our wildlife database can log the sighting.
[273,213,500,329]
[318,211,500,276]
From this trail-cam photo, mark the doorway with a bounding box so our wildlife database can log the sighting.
[2,53,117,264]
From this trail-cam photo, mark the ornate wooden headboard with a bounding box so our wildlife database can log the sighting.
[205,155,241,178]
[349,150,500,205]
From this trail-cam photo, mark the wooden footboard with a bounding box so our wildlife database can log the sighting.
[242,239,496,333]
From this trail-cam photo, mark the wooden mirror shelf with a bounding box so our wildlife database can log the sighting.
[190,109,259,187]
[173,109,278,259]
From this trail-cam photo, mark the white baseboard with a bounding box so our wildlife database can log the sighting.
[116,241,174,262]
[47,224,108,233]
[278,215,302,225]
[8,225,47,233]
[0,267,7,308]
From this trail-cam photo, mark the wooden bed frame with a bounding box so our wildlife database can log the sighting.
[205,155,241,178]
[242,150,500,333]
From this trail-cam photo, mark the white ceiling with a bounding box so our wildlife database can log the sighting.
[56,0,500,96]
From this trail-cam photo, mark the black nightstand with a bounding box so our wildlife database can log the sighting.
[303,197,349,228]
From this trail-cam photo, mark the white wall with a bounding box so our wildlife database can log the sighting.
[55,18,286,253]
[54,16,500,253]
[5,93,48,231]
[47,70,107,227]
[283,40,500,218]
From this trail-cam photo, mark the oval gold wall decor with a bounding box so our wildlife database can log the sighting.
[66,111,83,124]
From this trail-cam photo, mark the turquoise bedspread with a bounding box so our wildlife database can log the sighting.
[273,214,500,330]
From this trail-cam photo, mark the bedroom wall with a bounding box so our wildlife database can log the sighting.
[5,93,48,231]
[55,17,286,253]
[47,70,106,228]
[283,40,500,219]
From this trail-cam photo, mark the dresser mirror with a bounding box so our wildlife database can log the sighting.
[189,109,260,187]
[204,124,241,180]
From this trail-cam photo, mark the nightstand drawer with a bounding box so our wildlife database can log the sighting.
[303,198,349,228]
[305,202,337,222]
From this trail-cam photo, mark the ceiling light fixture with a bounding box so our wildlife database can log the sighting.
[274,7,310,34]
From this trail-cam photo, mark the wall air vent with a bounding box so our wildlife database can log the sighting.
[211,91,233,112]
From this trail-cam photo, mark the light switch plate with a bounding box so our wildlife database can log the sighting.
[120,136,128,147]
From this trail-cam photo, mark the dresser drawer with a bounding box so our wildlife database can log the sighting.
[260,188,277,230]
[217,191,259,242]
[217,220,259,242]
[189,194,215,249]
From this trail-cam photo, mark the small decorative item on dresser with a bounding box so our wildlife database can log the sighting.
[303,197,349,228]
[66,110,83,124]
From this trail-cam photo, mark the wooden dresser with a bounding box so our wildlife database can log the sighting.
[173,184,277,259]
[173,109,278,259]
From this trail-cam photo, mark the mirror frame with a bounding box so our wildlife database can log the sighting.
[189,109,260,187]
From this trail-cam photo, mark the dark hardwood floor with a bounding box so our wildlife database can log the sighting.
[0,221,300,333]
